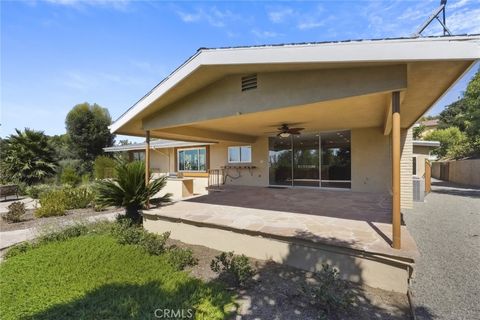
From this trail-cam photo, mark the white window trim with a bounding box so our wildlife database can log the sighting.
[228,146,252,164]
[177,147,207,172]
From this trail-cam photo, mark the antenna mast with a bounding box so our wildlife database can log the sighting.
[414,0,452,37]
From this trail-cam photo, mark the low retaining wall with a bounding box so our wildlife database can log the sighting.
[144,216,413,293]
[432,159,480,187]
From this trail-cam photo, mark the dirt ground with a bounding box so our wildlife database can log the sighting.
[168,239,412,320]
[0,207,120,232]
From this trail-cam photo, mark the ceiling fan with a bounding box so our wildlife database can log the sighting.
[273,124,305,138]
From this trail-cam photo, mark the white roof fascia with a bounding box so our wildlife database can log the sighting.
[103,140,213,152]
[110,36,480,134]
[413,140,441,147]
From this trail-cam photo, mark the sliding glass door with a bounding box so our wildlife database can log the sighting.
[293,134,320,187]
[268,130,351,189]
[268,136,292,186]
[320,131,351,188]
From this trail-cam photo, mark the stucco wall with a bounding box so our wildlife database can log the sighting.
[351,128,391,193]
[413,145,431,178]
[432,159,480,187]
[209,138,269,186]
[148,127,414,209]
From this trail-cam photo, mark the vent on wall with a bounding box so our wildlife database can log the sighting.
[241,74,257,92]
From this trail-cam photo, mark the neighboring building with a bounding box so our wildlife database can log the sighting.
[107,35,479,292]
[414,118,439,138]
[413,140,440,178]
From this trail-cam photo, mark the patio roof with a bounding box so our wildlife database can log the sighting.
[103,139,213,153]
[110,35,480,138]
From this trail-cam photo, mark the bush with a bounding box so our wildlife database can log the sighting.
[166,247,198,270]
[63,186,95,209]
[60,166,81,186]
[93,156,116,180]
[35,189,68,217]
[2,201,25,223]
[4,242,37,259]
[34,186,96,217]
[302,264,355,316]
[210,251,254,287]
[25,184,52,199]
[111,219,171,256]
[38,224,90,244]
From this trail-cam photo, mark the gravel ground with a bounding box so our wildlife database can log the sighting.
[404,179,480,320]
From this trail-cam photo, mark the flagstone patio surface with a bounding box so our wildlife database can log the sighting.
[146,186,418,260]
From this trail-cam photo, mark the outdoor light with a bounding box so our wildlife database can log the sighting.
[279,132,290,138]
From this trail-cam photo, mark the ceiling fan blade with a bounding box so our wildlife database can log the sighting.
[288,127,305,132]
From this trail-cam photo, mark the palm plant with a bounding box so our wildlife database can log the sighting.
[95,161,172,224]
[1,129,57,184]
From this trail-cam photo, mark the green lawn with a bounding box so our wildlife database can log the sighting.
[0,234,234,320]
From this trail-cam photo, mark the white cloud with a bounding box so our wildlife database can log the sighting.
[450,0,471,9]
[44,0,131,11]
[251,29,282,38]
[448,7,480,34]
[268,7,294,23]
[297,20,324,30]
[175,6,239,28]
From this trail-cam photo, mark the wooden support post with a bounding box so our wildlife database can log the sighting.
[392,91,401,249]
[145,130,151,186]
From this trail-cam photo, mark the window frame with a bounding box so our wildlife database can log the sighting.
[177,147,207,172]
[228,146,252,164]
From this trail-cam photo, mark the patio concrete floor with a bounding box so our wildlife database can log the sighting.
[147,186,418,260]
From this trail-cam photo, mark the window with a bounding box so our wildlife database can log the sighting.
[131,151,145,161]
[228,146,252,163]
[413,157,417,175]
[177,147,206,172]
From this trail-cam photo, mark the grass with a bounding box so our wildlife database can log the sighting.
[0,234,234,320]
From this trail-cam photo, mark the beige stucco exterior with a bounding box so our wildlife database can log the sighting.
[144,126,413,209]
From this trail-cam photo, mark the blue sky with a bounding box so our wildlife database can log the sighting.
[1,0,479,141]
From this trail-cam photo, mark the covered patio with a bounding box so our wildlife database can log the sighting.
[145,185,418,260]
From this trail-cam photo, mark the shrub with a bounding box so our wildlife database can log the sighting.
[60,166,81,186]
[38,224,90,244]
[25,184,52,199]
[166,247,198,270]
[4,242,37,259]
[34,185,96,217]
[2,202,25,223]
[93,156,116,180]
[210,251,254,287]
[111,219,171,256]
[302,264,355,316]
[35,189,68,217]
[95,160,171,224]
[63,186,95,209]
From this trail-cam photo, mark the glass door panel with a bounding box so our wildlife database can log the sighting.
[320,130,351,188]
[268,136,292,186]
[293,134,320,187]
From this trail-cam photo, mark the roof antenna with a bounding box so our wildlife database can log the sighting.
[413,0,452,37]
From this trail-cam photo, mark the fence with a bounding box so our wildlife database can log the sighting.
[431,159,480,187]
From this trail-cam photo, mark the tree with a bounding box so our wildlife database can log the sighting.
[0,129,58,184]
[65,103,115,166]
[424,127,470,159]
[438,68,480,157]
[94,161,171,224]
[413,124,426,140]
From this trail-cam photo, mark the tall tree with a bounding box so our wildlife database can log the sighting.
[65,103,115,165]
[438,68,480,157]
[0,129,58,184]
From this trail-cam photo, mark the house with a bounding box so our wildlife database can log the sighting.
[414,118,440,138]
[412,140,440,178]
[110,35,480,292]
